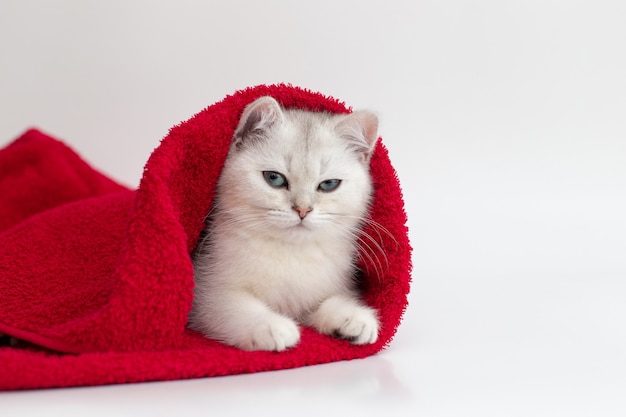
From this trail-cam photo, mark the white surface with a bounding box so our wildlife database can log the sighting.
[1,0,625,415]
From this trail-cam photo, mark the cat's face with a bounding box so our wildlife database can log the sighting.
[215,97,378,243]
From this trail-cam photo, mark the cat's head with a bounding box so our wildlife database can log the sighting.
[216,96,379,242]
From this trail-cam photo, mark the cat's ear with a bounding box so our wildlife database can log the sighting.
[233,96,284,149]
[336,111,379,163]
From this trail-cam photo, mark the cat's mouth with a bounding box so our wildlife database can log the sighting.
[293,220,310,230]
[266,210,317,232]
[289,217,317,232]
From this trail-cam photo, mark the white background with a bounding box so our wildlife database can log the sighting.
[1,1,625,415]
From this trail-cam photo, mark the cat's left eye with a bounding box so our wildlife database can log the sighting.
[318,179,341,192]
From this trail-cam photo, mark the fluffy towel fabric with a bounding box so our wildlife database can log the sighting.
[0,84,411,390]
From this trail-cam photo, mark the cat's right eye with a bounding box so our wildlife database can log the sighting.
[263,171,288,189]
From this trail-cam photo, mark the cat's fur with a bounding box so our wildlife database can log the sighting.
[188,96,380,351]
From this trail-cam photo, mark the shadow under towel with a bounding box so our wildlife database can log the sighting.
[0,84,412,390]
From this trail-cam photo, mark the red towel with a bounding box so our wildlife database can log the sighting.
[0,84,411,390]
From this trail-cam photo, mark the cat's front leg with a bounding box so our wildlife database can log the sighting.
[305,294,379,345]
[189,290,300,352]
[244,311,301,351]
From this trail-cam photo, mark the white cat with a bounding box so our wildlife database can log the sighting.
[188,96,380,351]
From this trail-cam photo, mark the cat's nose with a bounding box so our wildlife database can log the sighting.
[293,206,312,219]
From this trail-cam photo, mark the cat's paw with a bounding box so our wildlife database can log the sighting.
[332,307,379,345]
[240,315,301,352]
[307,296,379,345]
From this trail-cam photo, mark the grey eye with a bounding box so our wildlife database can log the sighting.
[263,171,288,188]
[318,179,341,192]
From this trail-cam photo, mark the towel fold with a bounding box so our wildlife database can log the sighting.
[0,84,411,390]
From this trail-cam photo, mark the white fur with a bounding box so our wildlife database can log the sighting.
[188,97,380,351]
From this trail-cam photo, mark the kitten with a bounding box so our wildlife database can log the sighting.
[188,96,380,351]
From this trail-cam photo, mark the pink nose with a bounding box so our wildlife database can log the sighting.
[293,206,312,219]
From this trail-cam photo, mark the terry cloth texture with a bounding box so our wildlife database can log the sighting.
[0,84,412,390]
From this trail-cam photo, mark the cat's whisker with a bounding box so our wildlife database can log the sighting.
[334,214,392,265]
[194,211,273,255]
[355,216,398,248]
[359,230,389,272]
[327,221,387,282]
[332,213,394,239]
[354,237,385,282]
[358,235,387,281]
